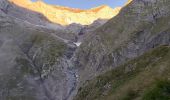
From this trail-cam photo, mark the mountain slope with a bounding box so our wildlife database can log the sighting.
[74,45,170,100]
[9,0,121,25]
[0,1,79,99]
[1,0,170,100]
[2,0,111,43]
[73,0,170,86]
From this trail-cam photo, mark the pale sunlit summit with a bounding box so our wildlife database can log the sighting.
[10,0,121,25]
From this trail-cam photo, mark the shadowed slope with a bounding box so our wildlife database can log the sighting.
[74,45,170,100]
[74,0,170,88]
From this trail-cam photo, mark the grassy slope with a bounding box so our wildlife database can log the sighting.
[75,0,170,85]
[74,45,170,100]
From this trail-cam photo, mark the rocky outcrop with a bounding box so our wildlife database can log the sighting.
[74,0,170,86]
[0,0,9,10]
[64,19,108,42]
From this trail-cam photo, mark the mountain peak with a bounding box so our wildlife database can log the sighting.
[9,0,121,25]
[89,5,112,12]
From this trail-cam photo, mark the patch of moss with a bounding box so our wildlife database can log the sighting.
[7,96,36,100]
[121,89,139,100]
[44,40,66,66]
[15,57,34,75]
[26,32,67,78]
[31,32,47,45]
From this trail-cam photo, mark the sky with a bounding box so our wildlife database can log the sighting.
[31,0,128,9]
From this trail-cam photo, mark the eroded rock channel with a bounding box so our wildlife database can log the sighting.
[63,42,79,100]
[37,38,80,100]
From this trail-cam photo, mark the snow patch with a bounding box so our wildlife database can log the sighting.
[74,42,81,47]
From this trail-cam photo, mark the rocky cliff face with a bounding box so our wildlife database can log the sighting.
[9,0,121,25]
[64,19,108,42]
[74,0,170,86]
[0,0,9,9]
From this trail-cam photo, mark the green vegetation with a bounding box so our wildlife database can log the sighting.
[121,89,138,100]
[15,57,34,75]
[21,32,67,78]
[34,33,66,77]
[143,79,170,100]
[74,46,170,100]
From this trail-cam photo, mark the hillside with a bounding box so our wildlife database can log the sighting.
[73,0,170,99]
[0,1,80,100]
[74,45,170,100]
[74,0,170,86]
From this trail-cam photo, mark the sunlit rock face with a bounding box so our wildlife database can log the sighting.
[9,0,121,25]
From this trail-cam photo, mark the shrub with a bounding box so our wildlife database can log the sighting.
[121,89,138,100]
[142,79,170,100]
